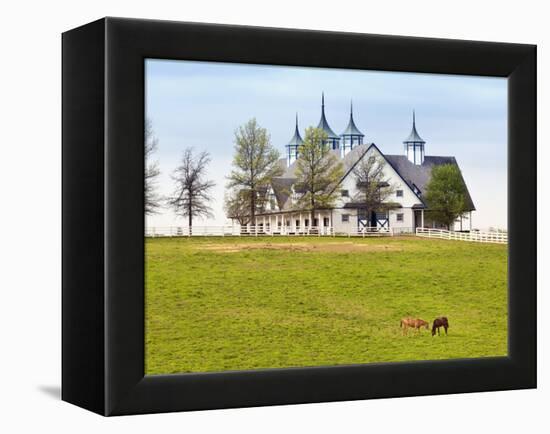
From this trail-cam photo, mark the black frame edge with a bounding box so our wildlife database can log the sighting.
[62,18,107,415]
[61,17,536,416]
[507,46,537,388]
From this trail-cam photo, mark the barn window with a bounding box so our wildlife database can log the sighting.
[396,189,403,197]
[342,214,350,223]
[341,189,349,197]
[396,213,404,222]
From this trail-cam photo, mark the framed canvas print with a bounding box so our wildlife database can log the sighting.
[62,17,536,416]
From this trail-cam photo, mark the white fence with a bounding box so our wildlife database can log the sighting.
[145,226,507,244]
[415,227,508,244]
[145,225,395,238]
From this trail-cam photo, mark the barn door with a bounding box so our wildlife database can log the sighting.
[357,211,369,230]
[374,211,389,230]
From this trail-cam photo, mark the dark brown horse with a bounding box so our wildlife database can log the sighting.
[432,317,449,336]
[432,316,449,336]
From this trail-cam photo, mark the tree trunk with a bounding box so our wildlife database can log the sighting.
[310,197,315,229]
[188,205,193,236]
[250,189,256,232]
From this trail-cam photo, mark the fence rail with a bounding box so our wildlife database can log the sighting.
[415,227,508,244]
[145,225,395,238]
[145,226,507,244]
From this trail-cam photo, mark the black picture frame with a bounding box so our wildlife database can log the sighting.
[62,17,536,416]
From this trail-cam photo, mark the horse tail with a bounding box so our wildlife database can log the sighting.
[400,319,403,328]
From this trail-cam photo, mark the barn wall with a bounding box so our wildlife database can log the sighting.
[332,208,358,233]
[389,208,415,231]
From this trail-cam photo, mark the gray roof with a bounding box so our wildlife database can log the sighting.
[403,111,425,144]
[271,140,475,212]
[286,114,303,147]
[276,157,287,172]
[280,159,298,179]
[384,154,475,211]
[340,143,371,174]
[341,102,364,137]
[271,177,295,210]
[317,93,340,140]
[272,145,370,210]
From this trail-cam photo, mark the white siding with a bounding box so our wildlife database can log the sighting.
[389,208,414,230]
[335,146,420,209]
[333,145,422,232]
[332,208,358,233]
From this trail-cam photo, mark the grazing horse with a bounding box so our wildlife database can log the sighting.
[400,317,429,335]
[432,317,449,336]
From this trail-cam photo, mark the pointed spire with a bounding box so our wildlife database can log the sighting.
[404,109,425,165]
[317,92,339,139]
[341,99,364,137]
[286,112,303,146]
[403,109,425,144]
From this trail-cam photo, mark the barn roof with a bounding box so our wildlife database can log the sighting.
[384,154,475,211]
[270,177,295,210]
[270,144,475,212]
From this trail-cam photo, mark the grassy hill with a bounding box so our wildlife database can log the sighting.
[145,236,507,375]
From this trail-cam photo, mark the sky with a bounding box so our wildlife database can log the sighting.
[145,59,507,231]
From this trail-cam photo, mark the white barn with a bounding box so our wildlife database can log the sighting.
[246,95,475,234]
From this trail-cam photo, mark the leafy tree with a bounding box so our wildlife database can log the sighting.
[145,120,161,215]
[227,119,283,223]
[294,127,344,224]
[167,148,215,228]
[424,164,468,230]
[352,154,396,226]
[224,189,252,226]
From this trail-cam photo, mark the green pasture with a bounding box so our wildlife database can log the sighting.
[145,236,507,375]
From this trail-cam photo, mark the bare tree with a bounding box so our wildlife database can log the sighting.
[352,154,396,226]
[227,119,283,224]
[145,120,162,215]
[167,148,215,229]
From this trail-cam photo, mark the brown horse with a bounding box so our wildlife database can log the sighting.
[400,317,429,335]
[432,317,449,336]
